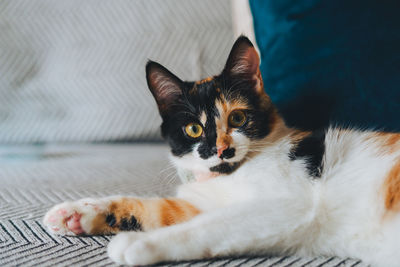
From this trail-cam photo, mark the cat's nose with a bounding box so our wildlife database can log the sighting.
[217,145,235,159]
[217,144,229,158]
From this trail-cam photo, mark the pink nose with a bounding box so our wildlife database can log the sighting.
[217,144,229,157]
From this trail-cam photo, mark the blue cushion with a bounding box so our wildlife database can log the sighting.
[250,0,400,131]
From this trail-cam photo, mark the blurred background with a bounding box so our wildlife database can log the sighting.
[0,0,239,143]
[1,0,399,145]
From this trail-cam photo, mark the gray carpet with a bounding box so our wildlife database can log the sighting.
[0,144,367,266]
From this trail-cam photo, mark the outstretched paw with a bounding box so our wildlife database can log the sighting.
[43,198,108,235]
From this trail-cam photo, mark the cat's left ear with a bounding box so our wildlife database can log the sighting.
[223,36,263,94]
[146,61,183,117]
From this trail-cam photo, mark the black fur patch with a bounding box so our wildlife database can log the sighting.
[210,162,240,174]
[119,216,141,231]
[105,214,116,227]
[220,147,235,159]
[289,130,326,177]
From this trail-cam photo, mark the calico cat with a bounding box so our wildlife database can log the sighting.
[44,36,400,266]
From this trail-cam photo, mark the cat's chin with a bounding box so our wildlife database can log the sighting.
[170,152,244,183]
[191,162,240,182]
[193,171,219,182]
[209,162,240,174]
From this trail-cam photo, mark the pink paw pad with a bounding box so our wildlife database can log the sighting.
[57,209,68,216]
[65,212,85,235]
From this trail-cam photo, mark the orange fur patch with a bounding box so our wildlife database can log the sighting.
[370,132,400,154]
[290,130,312,143]
[381,133,400,153]
[214,96,250,148]
[196,77,213,85]
[257,109,298,145]
[384,159,400,211]
[267,108,279,132]
[108,198,145,220]
[91,198,146,234]
[216,132,233,149]
[91,213,115,235]
[90,198,200,233]
[160,199,200,226]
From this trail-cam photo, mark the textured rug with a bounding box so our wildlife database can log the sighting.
[0,144,367,266]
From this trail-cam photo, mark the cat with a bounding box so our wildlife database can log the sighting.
[44,36,400,266]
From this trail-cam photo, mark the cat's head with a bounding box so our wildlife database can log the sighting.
[146,36,277,177]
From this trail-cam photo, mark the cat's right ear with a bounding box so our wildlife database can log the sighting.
[146,61,183,116]
[223,36,263,94]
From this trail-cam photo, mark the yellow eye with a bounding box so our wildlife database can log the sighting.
[228,110,246,127]
[185,123,203,138]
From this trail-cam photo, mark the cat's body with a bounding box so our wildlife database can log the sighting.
[44,37,400,266]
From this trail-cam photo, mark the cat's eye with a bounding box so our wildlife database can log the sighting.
[228,110,246,127]
[184,123,203,138]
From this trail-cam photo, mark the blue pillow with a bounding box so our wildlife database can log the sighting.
[250,0,400,131]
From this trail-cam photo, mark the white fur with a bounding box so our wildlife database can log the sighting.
[225,130,251,163]
[171,143,222,174]
[107,127,400,266]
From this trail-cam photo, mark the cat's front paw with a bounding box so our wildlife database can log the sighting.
[43,198,108,235]
[108,232,162,266]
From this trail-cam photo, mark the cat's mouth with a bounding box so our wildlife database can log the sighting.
[209,162,240,174]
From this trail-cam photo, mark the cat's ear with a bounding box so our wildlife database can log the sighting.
[223,36,263,93]
[146,61,183,116]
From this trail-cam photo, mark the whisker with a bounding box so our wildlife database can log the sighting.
[164,175,177,186]
[159,164,176,175]
[161,169,179,185]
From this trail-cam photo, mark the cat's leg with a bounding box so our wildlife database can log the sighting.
[43,196,201,235]
[108,198,313,265]
[43,176,251,236]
